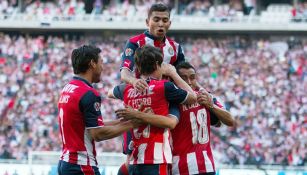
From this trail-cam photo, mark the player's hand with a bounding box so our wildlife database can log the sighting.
[132,79,148,92]
[161,63,176,77]
[142,107,154,114]
[115,106,139,120]
[197,90,214,109]
[130,119,143,128]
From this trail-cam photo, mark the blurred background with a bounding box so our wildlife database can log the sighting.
[0,0,306,174]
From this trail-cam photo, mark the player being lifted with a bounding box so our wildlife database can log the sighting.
[117,3,187,174]
[109,45,197,175]
[120,3,186,91]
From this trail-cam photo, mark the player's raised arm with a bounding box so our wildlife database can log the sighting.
[162,63,197,104]
[120,40,148,91]
[197,90,235,127]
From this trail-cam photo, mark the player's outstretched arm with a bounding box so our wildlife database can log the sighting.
[162,63,197,104]
[88,121,135,141]
[120,68,137,85]
[115,107,178,129]
[197,91,235,127]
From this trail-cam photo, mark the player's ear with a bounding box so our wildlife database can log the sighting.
[155,61,159,69]
[166,20,171,30]
[146,18,149,27]
[89,59,97,69]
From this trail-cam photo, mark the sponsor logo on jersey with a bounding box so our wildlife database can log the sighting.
[123,60,131,68]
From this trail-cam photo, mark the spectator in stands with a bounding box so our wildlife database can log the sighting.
[183,0,212,16]
[0,32,305,166]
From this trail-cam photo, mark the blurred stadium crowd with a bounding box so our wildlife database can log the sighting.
[0,0,307,22]
[0,0,306,167]
[0,32,305,166]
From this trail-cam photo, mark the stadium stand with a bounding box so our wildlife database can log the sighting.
[0,32,305,166]
[0,1,306,173]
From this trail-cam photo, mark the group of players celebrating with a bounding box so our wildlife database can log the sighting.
[57,3,235,175]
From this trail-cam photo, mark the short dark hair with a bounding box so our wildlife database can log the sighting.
[175,62,196,73]
[134,45,163,75]
[148,3,170,18]
[71,45,101,74]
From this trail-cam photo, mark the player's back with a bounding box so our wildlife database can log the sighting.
[123,79,172,164]
[171,93,215,175]
[58,77,100,166]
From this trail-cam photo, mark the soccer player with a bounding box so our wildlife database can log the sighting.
[110,45,197,175]
[57,45,138,175]
[118,3,187,174]
[171,62,235,175]
[120,3,186,91]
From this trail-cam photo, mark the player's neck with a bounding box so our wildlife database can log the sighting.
[76,73,93,84]
[141,71,162,81]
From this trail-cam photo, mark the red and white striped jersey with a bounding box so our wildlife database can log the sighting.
[113,79,188,165]
[171,91,223,175]
[58,77,104,166]
[120,30,185,77]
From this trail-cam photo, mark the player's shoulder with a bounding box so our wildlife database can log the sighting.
[122,83,134,94]
[70,79,99,97]
[129,33,146,43]
[165,36,179,45]
[157,79,174,89]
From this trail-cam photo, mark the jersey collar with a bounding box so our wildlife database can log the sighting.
[145,76,159,83]
[144,30,166,43]
[73,76,93,88]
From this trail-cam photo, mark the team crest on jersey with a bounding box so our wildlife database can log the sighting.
[168,47,174,56]
[125,48,133,56]
[94,102,100,111]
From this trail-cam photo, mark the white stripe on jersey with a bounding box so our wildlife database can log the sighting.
[62,150,69,162]
[163,129,172,163]
[77,151,88,165]
[203,151,214,172]
[154,143,163,164]
[145,37,154,46]
[137,143,147,164]
[163,39,172,63]
[172,155,180,175]
[129,153,135,164]
[84,129,96,166]
[174,42,180,55]
[187,152,199,175]
[142,36,175,65]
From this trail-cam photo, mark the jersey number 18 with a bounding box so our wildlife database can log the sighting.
[190,108,209,144]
